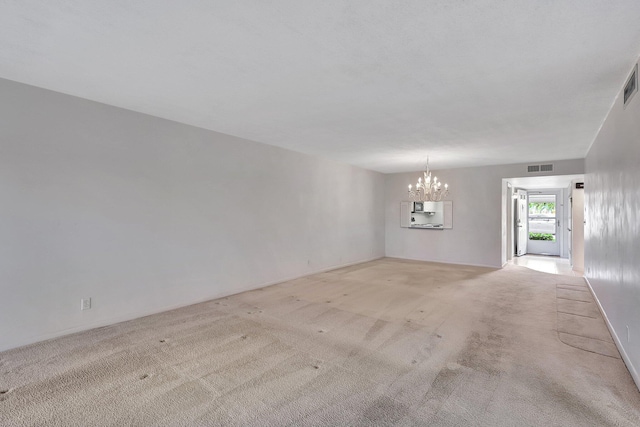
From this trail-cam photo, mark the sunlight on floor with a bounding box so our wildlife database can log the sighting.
[510,254,583,277]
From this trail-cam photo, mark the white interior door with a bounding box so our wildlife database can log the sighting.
[527,192,561,256]
[515,190,528,256]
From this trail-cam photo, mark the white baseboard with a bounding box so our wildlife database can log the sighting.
[384,255,500,269]
[2,255,384,353]
[584,277,640,392]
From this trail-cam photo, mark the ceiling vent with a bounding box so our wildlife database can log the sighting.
[624,63,638,108]
[527,163,553,173]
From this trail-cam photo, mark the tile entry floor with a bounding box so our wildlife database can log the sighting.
[510,254,583,277]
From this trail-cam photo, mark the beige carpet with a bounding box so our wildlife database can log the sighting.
[1,258,639,426]
[556,283,621,358]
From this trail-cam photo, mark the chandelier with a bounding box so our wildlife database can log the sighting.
[407,157,449,202]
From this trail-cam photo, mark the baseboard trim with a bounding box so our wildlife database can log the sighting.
[1,255,384,353]
[384,255,500,269]
[584,276,640,392]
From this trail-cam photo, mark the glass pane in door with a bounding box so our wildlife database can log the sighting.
[528,194,556,241]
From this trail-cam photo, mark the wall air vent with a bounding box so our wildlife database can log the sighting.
[527,164,554,173]
[624,63,638,108]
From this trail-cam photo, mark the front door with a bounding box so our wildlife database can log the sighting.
[515,190,528,256]
[527,192,560,256]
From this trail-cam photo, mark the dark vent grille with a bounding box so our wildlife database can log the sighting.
[624,64,638,107]
[540,164,553,172]
[527,165,540,173]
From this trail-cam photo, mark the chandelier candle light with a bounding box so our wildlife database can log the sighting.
[407,157,450,202]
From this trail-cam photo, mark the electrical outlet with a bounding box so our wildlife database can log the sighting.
[81,298,91,311]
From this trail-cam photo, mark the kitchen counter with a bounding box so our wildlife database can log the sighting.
[409,224,444,229]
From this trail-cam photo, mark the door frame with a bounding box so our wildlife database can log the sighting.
[515,189,528,256]
[526,189,562,256]
[502,175,583,266]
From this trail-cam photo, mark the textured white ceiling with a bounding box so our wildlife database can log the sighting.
[1,1,640,173]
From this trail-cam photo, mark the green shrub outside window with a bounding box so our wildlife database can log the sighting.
[529,233,555,241]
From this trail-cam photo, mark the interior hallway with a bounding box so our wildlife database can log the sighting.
[1,258,638,426]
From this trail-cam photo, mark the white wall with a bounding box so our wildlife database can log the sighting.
[584,58,640,388]
[570,181,584,271]
[562,188,570,259]
[0,78,385,352]
[385,160,584,268]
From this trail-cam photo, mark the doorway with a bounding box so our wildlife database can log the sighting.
[503,174,584,266]
[527,191,560,256]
